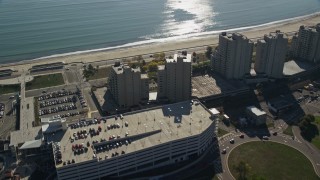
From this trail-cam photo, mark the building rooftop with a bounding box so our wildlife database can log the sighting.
[112,64,140,75]
[246,106,266,116]
[55,100,215,168]
[268,30,287,39]
[166,54,191,63]
[158,65,165,70]
[19,139,42,150]
[221,32,250,41]
[10,127,42,147]
[209,108,220,115]
[141,74,148,79]
[283,60,314,76]
[10,97,42,147]
[191,74,247,98]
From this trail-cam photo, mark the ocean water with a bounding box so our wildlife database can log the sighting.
[0,0,320,63]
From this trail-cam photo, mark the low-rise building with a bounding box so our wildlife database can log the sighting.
[246,106,267,126]
[267,100,293,115]
[55,100,217,180]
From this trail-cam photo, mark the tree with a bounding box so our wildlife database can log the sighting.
[148,62,158,72]
[205,46,213,59]
[159,52,165,61]
[88,64,94,71]
[234,161,251,180]
[298,114,315,133]
[305,114,315,123]
[192,52,197,57]
[142,60,146,66]
[141,65,148,73]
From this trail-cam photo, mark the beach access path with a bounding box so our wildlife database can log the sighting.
[1,14,320,73]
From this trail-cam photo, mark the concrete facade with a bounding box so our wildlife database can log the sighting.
[255,31,288,78]
[157,54,192,102]
[291,24,320,63]
[108,63,149,108]
[211,33,253,79]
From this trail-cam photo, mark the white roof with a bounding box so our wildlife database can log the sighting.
[166,54,192,63]
[41,117,66,124]
[223,114,230,119]
[19,139,42,150]
[246,106,266,116]
[209,108,220,115]
[149,92,157,101]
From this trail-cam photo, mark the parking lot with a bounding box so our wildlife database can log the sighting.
[192,74,245,98]
[36,89,88,120]
[291,85,320,115]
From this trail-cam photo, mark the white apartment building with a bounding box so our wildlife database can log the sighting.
[211,32,253,79]
[108,63,149,108]
[55,100,217,180]
[157,53,192,102]
[291,24,320,63]
[255,31,288,78]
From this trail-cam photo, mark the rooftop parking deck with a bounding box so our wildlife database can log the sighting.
[55,100,214,168]
[192,74,246,98]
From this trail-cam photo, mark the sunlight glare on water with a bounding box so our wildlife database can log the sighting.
[162,0,216,36]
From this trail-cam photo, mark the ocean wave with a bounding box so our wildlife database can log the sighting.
[29,11,320,62]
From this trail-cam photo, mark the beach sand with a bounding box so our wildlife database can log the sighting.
[1,14,320,71]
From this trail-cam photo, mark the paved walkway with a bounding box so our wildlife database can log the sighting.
[0,75,33,85]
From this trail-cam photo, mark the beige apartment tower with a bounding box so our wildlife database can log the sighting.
[108,62,149,108]
[290,24,320,63]
[157,53,192,102]
[255,31,288,78]
[211,32,253,79]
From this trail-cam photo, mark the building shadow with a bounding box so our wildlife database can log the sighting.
[222,89,272,138]
[161,102,191,124]
[260,80,305,126]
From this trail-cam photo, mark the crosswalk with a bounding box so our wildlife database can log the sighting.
[218,133,236,146]
[278,133,302,143]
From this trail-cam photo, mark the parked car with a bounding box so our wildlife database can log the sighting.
[221,149,227,154]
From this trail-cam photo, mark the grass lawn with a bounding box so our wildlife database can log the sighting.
[315,116,320,124]
[26,73,64,90]
[218,128,229,137]
[228,141,319,180]
[86,67,112,80]
[34,97,40,126]
[0,84,20,95]
[283,125,294,136]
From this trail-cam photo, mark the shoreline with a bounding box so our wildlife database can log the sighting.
[1,12,320,71]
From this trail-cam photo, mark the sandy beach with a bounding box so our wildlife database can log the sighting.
[1,13,320,71]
